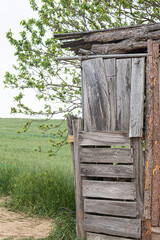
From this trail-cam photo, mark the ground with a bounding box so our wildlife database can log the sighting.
[0,198,53,240]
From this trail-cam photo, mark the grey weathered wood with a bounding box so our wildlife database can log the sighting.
[72,119,85,239]
[80,147,133,163]
[87,232,133,240]
[82,180,136,200]
[84,214,141,239]
[104,59,117,131]
[131,138,144,219]
[84,199,138,217]
[129,58,145,137]
[82,58,111,132]
[81,164,135,178]
[79,132,130,146]
[67,115,77,191]
[117,59,131,131]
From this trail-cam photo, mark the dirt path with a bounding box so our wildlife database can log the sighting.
[0,198,53,240]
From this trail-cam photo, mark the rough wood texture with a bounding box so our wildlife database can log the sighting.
[91,40,149,55]
[131,138,144,219]
[84,24,160,43]
[72,118,85,239]
[81,164,135,178]
[117,59,131,131]
[82,58,110,131]
[84,214,141,239]
[55,23,160,54]
[104,58,117,131]
[151,227,160,240]
[79,132,130,146]
[80,147,133,164]
[82,180,136,200]
[129,58,145,137]
[87,232,133,240]
[142,39,153,240]
[55,23,160,40]
[84,199,137,217]
[151,43,160,227]
[67,115,77,190]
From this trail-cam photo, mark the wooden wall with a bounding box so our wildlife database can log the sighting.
[71,57,145,240]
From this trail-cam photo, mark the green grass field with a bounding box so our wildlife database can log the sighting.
[0,118,76,239]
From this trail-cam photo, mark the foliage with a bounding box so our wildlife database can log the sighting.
[0,118,75,217]
[48,211,76,240]
[4,0,160,154]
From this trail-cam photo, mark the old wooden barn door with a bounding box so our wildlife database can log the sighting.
[72,57,145,239]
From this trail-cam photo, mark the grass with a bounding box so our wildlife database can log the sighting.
[0,118,76,239]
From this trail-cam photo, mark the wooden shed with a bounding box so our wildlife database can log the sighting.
[55,23,160,240]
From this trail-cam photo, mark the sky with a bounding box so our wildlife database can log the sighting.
[0,0,64,119]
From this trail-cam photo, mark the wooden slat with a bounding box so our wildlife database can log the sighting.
[129,58,145,137]
[117,59,131,131]
[82,58,111,132]
[82,180,136,200]
[87,232,133,240]
[80,148,133,163]
[104,58,117,131]
[81,164,135,178]
[72,119,85,238]
[84,214,141,239]
[84,199,137,217]
[79,132,130,146]
[131,138,144,219]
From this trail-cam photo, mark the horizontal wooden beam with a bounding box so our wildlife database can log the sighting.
[80,164,135,178]
[84,199,137,217]
[84,214,141,238]
[87,232,133,240]
[82,180,136,200]
[55,53,147,61]
[79,131,130,146]
[80,147,133,164]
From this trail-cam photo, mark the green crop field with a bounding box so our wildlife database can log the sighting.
[0,118,76,239]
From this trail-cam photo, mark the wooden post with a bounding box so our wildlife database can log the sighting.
[142,39,154,240]
[72,118,85,239]
[67,115,77,191]
[151,42,160,227]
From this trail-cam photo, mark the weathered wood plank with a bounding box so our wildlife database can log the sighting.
[82,58,111,132]
[82,180,136,200]
[117,59,131,131]
[151,227,160,240]
[87,232,133,240]
[84,214,141,239]
[131,138,144,219]
[67,115,77,191]
[81,164,135,178]
[151,43,160,227]
[104,58,117,131]
[142,39,153,240]
[80,147,133,163]
[72,119,85,239]
[84,199,137,217]
[129,58,145,137]
[79,132,130,146]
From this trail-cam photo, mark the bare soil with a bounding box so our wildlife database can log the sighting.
[0,198,53,240]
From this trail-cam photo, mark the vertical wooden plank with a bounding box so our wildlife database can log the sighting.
[142,39,154,240]
[104,58,117,131]
[67,115,77,192]
[72,118,85,239]
[82,58,111,131]
[131,138,144,221]
[151,42,160,227]
[117,58,132,131]
[129,58,145,137]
